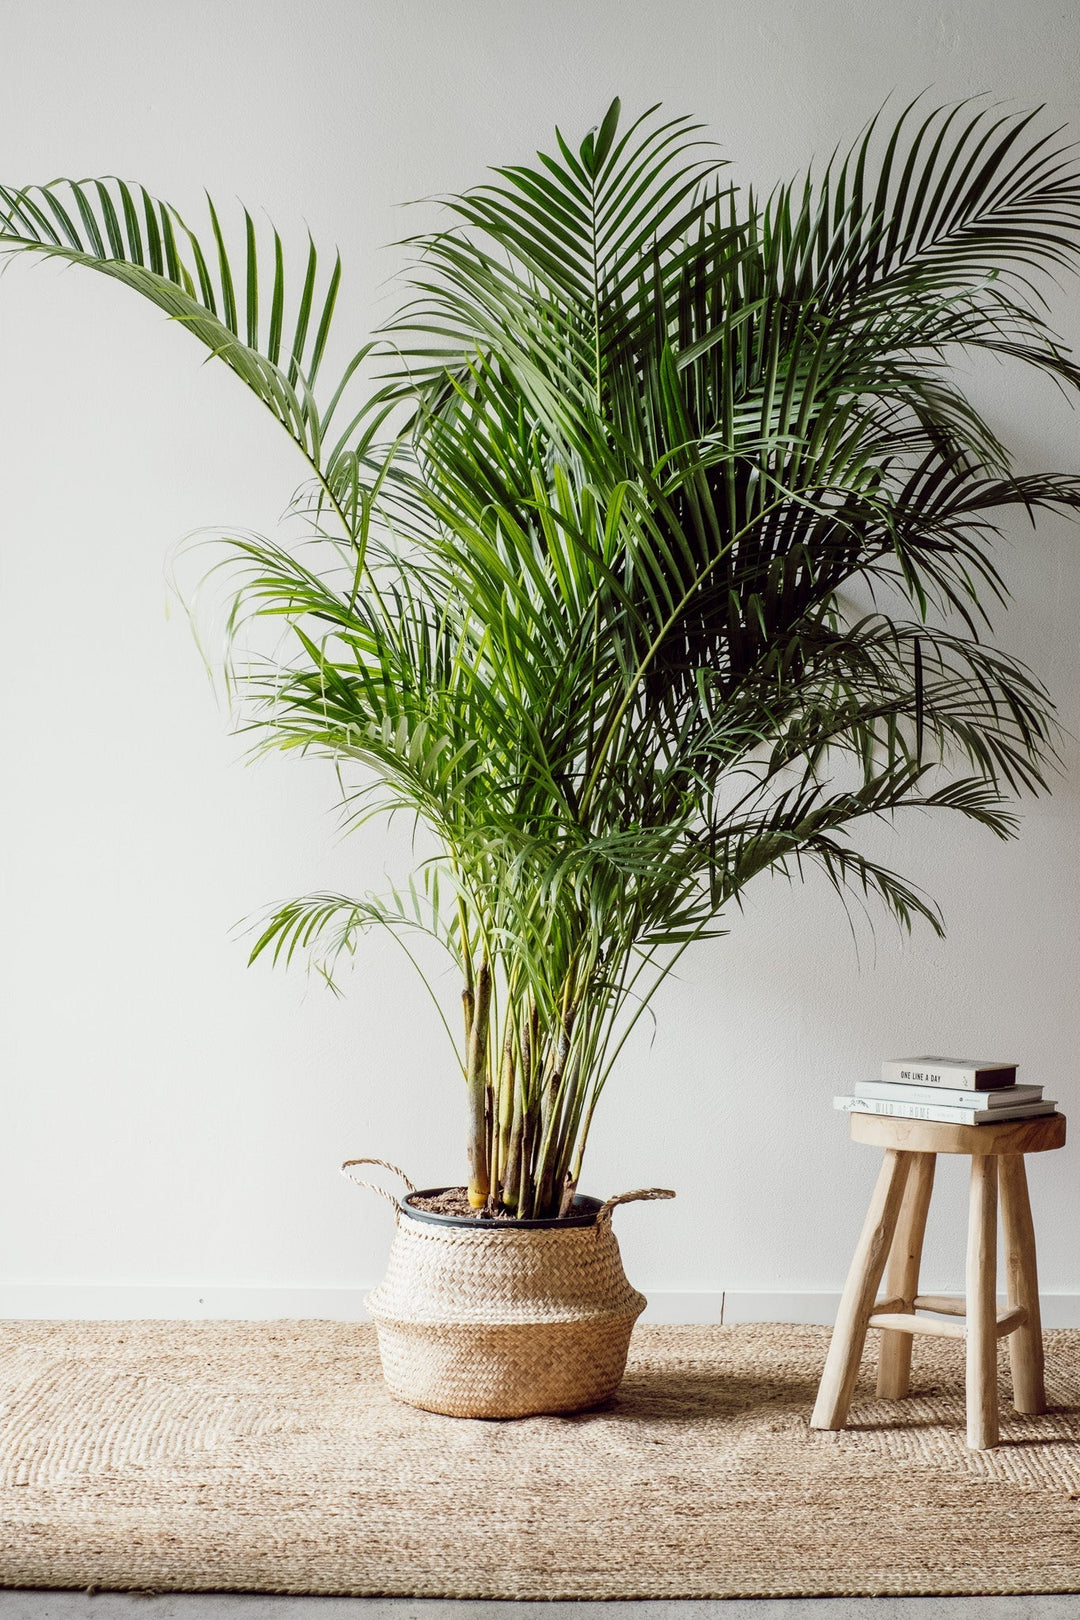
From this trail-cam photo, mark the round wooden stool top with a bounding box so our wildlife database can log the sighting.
[850,1110,1066,1156]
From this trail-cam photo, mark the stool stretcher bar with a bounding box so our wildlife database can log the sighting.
[913,1293,966,1316]
[866,1305,1027,1340]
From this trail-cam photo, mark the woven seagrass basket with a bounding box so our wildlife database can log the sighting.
[344,1158,674,1418]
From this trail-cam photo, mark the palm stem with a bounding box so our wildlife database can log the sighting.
[465,958,492,1208]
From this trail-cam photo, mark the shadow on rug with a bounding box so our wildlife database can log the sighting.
[1,1321,1078,1599]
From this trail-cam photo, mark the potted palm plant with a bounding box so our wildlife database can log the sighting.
[6,97,1080,1416]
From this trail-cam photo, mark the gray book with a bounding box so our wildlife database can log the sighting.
[880,1056,1017,1091]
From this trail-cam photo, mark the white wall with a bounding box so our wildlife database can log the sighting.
[1,0,1079,1320]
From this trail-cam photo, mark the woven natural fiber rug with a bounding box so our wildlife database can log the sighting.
[1,1321,1079,1599]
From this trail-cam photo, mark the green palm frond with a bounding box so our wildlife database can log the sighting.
[0,178,387,504]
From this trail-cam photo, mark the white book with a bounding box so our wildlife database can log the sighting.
[854,1080,1044,1109]
[835,1095,1056,1126]
[881,1056,1017,1091]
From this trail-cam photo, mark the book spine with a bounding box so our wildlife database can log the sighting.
[854,1081,1043,1108]
[879,1062,1012,1090]
[836,1096,994,1124]
[841,1095,984,1121]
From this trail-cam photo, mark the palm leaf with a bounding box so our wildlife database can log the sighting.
[0,177,373,502]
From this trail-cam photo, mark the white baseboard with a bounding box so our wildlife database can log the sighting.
[1,1285,1078,1325]
[643,1291,722,1323]
[0,1286,373,1321]
[721,1292,839,1324]
[714,1292,1080,1327]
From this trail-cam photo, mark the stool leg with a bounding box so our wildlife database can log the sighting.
[999,1153,1046,1415]
[877,1151,936,1399]
[812,1149,912,1431]
[966,1155,999,1450]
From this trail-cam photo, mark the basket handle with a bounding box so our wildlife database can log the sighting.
[341,1157,417,1219]
[596,1186,676,1226]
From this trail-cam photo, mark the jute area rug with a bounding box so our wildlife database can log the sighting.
[1,1321,1079,1600]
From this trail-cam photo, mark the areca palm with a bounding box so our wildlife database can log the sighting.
[6,97,1080,1216]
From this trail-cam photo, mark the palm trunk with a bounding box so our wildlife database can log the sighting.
[531,1008,575,1217]
[494,1036,515,1201]
[509,1000,534,1214]
[501,1028,524,1210]
[465,959,491,1208]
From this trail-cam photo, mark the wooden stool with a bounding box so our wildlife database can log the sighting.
[810,1111,1066,1449]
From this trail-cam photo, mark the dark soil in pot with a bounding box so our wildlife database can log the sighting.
[402,1187,604,1228]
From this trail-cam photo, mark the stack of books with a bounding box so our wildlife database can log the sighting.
[835,1056,1058,1125]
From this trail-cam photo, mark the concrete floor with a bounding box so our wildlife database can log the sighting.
[0,1597,1078,1618]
